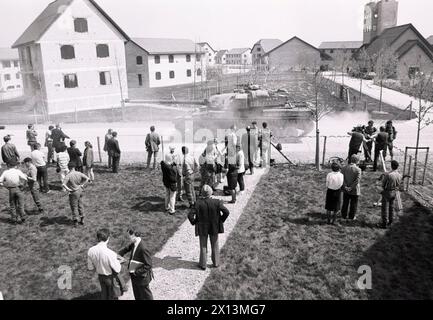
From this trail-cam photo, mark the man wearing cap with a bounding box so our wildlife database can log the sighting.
[182,146,199,207]
[364,121,377,162]
[1,135,20,167]
[145,126,161,170]
[188,185,230,270]
[107,132,121,173]
[341,155,362,220]
[0,159,28,224]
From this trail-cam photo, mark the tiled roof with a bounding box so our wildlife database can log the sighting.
[12,0,129,48]
[197,42,216,53]
[215,50,227,59]
[227,48,251,55]
[0,48,19,61]
[319,41,363,50]
[132,38,204,54]
[253,39,283,53]
[265,36,320,56]
[364,24,413,56]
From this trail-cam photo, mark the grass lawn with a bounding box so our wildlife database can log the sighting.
[198,165,433,300]
[0,165,189,300]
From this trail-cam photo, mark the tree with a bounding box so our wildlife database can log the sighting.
[406,68,433,184]
[372,48,398,112]
[349,48,371,99]
[333,50,352,86]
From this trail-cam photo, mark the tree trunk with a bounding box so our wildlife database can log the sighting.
[359,78,363,99]
[315,77,320,171]
[413,98,422,184]
[379,80,383,112]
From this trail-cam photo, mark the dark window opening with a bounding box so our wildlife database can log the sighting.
[169,55,174,63]
[187,69,192,77]
[61,45,75,60]
[155,72,161,80]
[96,44,109,58]
[138,74,143,86]
[169,71,175,79]
[136,56,143,65]
[64,74,78,88]
[186,54,191,62]
[99,71,111,85]
[197,68,202,76]
[74,18,88,33]
[155,55,160,64]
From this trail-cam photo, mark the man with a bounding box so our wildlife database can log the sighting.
[385,120,397,160]
[188,185,230,270]
[259,122,272,168]
[161,155,178,215]
[107,132,121,173]
[0,159,28,224]
[182,146,199,207]
[31,143,50,193]
[56,145,70,191]
[1,135,20,167]
[168,146,183,202]
[379,160,402,229]
[118,229,154,300]
[23,158,45,214]
[236,144,246,195]
[67,140,83,173]
[62,163,90,226]
[363,121,377,162]
[250,121,260,167]
[225,125,238,167]
[87,229,122,300]
[26,124,38,151]
[45,125,55,164]
[372,126,389,172]
[103,129,113,169]
[145,126,161,170]
[341,155,362,220]
[242,126,254,175]
[51,124,70,153]
[347,126,369,160]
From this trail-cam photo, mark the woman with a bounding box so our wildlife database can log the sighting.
[325,162,344,224]
[83,141,95,183]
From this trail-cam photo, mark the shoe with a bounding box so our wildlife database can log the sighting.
[169,211,176,216]
[228,200,236,204]
[212,264,219,268]
[198,265,206,271]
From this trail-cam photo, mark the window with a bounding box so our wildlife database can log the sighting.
[16,73,20,79]
[169,71,175,79]
[169,55,174,63]
[136,56,143,65]
[2,61,11,68]
[64,74,78,88]
[74,18,88,33]
[373,25,377,31]
[186,54,191,62]
[4,74,11,81]
[14,61,19,67]
[138,74,143,86]
[26,47,32,67]
[154,55,160,64]
[197,68,202,76]
[196,54,201,62]
[99,71,112,85]
[6,85,15,90]
[61,45,75,60]
[209,59,212,62]
[409,67,420,79]
[17,85,21,88]
[187,69,192,77]
[330,49,334,54]
[155,72,162,80]
[257,47,261,52]
[96,44,109,58]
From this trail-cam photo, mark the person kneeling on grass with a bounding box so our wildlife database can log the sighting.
[62,163,90,227]
[325,162,343,225]
[161,155,178,215]
[188,185,230,270]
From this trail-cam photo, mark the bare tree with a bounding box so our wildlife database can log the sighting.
[349,48,371,99]
[333,50,352,86]
[372,47,398,112]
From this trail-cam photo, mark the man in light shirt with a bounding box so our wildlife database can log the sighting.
[23,158,45,214]
[225,125,238,166]
[56,145,70,191]
[182,146,199,207]
[325,162,344,225]
[31,143,50,193]
[87,229,122,300]
[0,159,28,224]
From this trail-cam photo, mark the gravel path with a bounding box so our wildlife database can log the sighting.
[120,168,268,300]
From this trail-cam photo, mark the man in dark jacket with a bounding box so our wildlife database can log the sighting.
[118,229,153,300]
[145,126,161,170]
[373,126,389,171]
[107,132,121,173]
[51,124,70,152]
[1,135,20,167]
[188,185,230,270]
[67,140,83,173]
[385,120,397,160]
[161,155,178,215]
[347,126,368,160]
[341,155,362,220]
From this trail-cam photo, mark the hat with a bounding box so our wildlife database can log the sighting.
[252,121,257,125]
[202,185,213,198]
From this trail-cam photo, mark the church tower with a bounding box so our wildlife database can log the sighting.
[363,0,398,44]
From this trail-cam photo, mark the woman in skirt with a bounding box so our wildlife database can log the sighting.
[325,162,344,224]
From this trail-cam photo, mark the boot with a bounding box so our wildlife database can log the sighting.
[229,190,236,204]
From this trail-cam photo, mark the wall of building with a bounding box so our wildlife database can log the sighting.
[377,0,399,35]
[0,58,23,100]
[125,42,150,91]
[397,45,433,81]
[226,51,252,65]
[268,38,321,71]
[199,44,216,66]
[24,0,129,114]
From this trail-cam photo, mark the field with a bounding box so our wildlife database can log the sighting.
[198,165,433,300]
[0,164,190,300]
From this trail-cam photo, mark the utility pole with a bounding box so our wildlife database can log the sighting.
[115,50,125,121]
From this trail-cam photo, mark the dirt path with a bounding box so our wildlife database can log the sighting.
[120,168,268,300]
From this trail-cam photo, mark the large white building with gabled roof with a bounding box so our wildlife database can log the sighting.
[12,0,129,115]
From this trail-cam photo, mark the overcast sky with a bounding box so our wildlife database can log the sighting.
[0,0,432,49]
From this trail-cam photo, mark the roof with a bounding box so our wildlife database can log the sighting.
[395,40,433,61]
[265,36,320,56]
[12,0,130,48]
[319,41,363,50]
[252,39,283,53]
[0,48,19,61]
[197,42,216,53]
[131,38,204,54]
[227,48,251,55]
[215,50,227,59]
[427,35,433,45]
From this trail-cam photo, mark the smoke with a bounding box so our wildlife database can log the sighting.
[319,111,370,136]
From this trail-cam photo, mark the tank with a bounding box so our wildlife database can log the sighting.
[174,84,315,143]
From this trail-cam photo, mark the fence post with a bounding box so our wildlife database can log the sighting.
[161,135,165,162]
[364,101,368,112]
[408,101,413,120]
[97,136,102,163]
[407,155,413,191]
[422,147,429,186]
[322,136,327,166]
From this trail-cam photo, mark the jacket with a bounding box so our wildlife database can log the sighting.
[342,164,362,196]
[118,240,153,286]
[161,161,178,191]
[83,147,94,167]
[107,138,121,157]
[67,147,83,168]
[145,132,161,152]
[188,198,230,236]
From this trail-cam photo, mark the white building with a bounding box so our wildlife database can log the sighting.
[126,38,206,89]
[197,42,217,66]
[0,48,23,101]
[226,48,252,65]
[215,50,227,65]
[12,0,129,115]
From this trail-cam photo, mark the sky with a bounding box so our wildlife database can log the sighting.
[0,0,432,50]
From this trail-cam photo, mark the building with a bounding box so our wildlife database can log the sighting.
[196,42,217,66]
[126,38,206,89]
[362,24,433,81]
[12,0,130,115]
[363,0,399,44]
[264,37,323,72]
[215,50,227,64]
[427,35,433,46]
[251,39,283,69]
[0,48,23,100]
[226,48,252,65]
[318,41,363,60]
